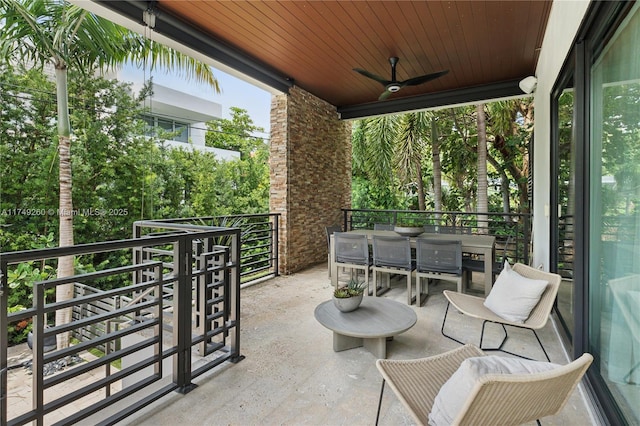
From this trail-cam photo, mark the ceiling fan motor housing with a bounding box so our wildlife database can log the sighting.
[353,56,448,100]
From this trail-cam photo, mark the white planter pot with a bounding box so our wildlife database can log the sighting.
[333,294,363,312]
[27,330,57,353]
[394,226,424,237]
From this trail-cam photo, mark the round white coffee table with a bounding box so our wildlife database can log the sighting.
[314,297,417,358]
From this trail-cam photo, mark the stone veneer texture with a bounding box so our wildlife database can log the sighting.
[270,86,352,274]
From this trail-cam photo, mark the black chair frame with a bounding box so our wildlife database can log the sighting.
[440,301,551,362]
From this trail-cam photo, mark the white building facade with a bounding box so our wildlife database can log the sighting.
[112,69,239,161]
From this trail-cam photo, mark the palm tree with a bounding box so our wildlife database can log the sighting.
[488,99,533,213]
[444,106,478,211]
[353,116,397,187]
[353,113,431,211]
[430,116,443,215]
[396,112,430,211]
[476,103,488,232]
[0,0,219,348]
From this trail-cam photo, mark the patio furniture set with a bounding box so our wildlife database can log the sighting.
[316,226,592,425]
[328,228,497,298]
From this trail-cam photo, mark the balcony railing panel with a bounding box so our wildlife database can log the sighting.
[1,226,242,426]
[343,209,531,266]
[134,213,280,283]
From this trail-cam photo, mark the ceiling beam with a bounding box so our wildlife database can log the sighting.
[337,79,525,120]
[92,0,293,94]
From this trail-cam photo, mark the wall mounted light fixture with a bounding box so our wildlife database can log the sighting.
[519,76,537,94]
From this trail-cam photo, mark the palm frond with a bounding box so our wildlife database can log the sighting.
[364,115,397,185]
[395,112,429,182]
[487,100,519,136]
[0,0,220,92]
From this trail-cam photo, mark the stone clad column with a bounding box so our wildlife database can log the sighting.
[270,86,352,274]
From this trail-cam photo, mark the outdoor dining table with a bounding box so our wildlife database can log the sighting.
[330,229,496,296]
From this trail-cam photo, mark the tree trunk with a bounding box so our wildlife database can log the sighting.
[493,133,529,214]
[55,67,74,350]
[476,104,488,233]
[487,155,512,218]
[431,118,442,217]
[415,158,426,211]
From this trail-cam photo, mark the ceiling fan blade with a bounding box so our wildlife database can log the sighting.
[378,90,392,101]
[401,70,449,86]
[353,68,390,86]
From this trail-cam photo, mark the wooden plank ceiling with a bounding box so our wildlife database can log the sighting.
[154,1,551,109]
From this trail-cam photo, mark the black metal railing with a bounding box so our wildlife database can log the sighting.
[135,213,280,283]
[558,214,574,279]
[1,226,242,426]
[342,209,531,265]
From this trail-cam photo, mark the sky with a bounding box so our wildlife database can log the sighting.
[119,62,273,140]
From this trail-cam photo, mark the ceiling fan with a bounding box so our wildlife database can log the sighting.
[353,57,448,101]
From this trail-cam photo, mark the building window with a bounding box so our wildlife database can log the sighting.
[142,114,189,143]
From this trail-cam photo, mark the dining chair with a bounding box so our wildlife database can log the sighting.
[462,235,512,288]
[437,225,457,234]
[423,224,437,234]
[415,239,463,306]
[374,223,394,230]
[325,225,342,278]
[333,232,372,294]
[372,235,415,304]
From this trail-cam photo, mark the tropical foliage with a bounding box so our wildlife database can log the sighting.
[0,0,221,348]
[0,66,269,328]
[352,100,534,215]
[0,68,268,246]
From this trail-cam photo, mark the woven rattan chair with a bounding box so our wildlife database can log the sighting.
[607,274,640,383]
[375,344,593,426]
[441,263,562,361]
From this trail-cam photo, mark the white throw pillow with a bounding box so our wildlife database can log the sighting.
[428,355,560,426]
[483,262,548,323]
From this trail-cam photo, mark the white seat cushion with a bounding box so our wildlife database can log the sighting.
[428,355,560,426]
[483,262,549,323]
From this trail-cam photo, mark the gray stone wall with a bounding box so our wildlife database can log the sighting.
[270,86,352,274]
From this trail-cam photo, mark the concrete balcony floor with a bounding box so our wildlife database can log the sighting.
[123,264,597,426]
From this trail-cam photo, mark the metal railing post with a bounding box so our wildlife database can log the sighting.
[273,214,280,277]
[230,229,244,362]
[342,209,348,231]
[173,236,196,394]
[524,214,531,265]
[1,261,7,426]
[33,278,46,425]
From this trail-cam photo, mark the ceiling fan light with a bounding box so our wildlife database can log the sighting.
[387,84,401,92]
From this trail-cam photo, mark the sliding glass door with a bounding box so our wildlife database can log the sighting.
[553,74,576,344]
[589,3,640,422]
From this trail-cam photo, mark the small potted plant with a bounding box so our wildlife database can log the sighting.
[394,217,424,237]
[333,278,366,312]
